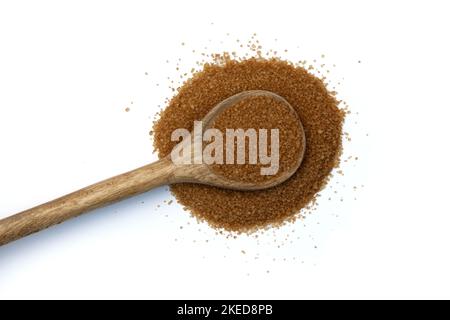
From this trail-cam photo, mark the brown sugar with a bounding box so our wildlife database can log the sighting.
[153,57,345,232]
[209,95,304,184]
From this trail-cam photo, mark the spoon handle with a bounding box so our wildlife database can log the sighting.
[0,158,174,247]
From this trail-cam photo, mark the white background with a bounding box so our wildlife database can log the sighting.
[0,0,449,300]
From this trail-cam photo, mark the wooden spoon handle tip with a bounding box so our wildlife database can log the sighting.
[0,158,174,246]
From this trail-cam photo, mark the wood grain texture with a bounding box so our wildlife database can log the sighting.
[0,158,176,246]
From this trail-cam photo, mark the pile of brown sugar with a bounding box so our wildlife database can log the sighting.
[209,94,305,184]
[153,57,345,232]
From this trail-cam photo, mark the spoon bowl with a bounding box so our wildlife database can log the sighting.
[172,90,305,190]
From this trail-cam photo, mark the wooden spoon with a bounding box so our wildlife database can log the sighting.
[0,90,305,246]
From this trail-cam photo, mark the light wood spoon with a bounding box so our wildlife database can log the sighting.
[0,90,305,247]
